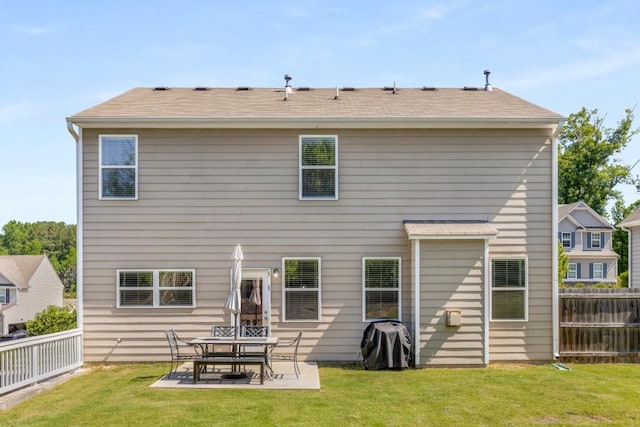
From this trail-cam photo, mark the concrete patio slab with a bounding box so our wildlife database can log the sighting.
[150,361,320,390]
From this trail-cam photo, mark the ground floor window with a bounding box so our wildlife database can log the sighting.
[283,258,321,321]
[117,269,195,307]
[362,257,401,321]
[592,263,604,280]
[491,258,527,321]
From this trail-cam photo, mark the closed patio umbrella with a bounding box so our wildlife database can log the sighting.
[224,243,243,340]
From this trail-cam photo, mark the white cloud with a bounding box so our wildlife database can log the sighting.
[11,25,56,36]
[502,43,640,90]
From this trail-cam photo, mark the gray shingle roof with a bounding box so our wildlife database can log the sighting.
[68,87,562,125]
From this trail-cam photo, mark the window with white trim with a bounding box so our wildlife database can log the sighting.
[561,232,571,248]
[363,257,401,321]
[100,135,138,199]
[0,289,9,304]
[567,263,578,279]
[590,232,601,248]
[117,269,195,307]
[491,258,527,321]
[283,258,321,321]
[299,135,338,199]
[592,263,604,280]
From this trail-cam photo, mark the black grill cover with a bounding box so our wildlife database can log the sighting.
[361,320,411,370]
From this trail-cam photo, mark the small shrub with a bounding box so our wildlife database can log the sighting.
[26,305,77,336]
[618,271,629,288]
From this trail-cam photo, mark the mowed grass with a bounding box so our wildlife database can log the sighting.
[2,363,640,426]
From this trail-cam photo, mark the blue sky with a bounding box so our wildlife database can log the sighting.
[1,0,639,226]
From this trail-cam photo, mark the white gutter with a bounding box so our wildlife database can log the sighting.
[66,122,84,332]
[66,116,564,130]
[551,122,563,359]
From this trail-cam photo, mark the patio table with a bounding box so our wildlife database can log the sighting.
[189,336,279,382]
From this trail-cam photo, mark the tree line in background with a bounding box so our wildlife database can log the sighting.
[558,106,640,284]
[0,221,76,294]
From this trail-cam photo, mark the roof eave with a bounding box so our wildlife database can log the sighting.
[66,116,563,130]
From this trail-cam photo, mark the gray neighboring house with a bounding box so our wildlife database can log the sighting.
[558,201,618,285]
[0,255,64,335]
[618,206,640,287]
[66,84,563,365]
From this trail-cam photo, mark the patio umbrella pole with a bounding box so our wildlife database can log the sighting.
[224,243,246,378]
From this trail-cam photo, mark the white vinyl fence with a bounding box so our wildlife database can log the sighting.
[0,329,83,395]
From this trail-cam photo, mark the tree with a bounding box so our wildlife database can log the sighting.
[558,107,639,217]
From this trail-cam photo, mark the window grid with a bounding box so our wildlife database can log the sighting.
[299,135,338,200]
[282,257,321,321]
[99,134,138,200]
[117,269,195,308]
[561,232,571,248]
[590,232,601,248]
[593,263,604,280]
[567,263,578,279]
[491,258,528,321]
[362,257,401,322]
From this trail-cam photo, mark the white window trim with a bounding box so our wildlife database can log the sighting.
[590,232,601,248]
[99,134,139,200]
[298,135,338,200]
[362,257,402,322]
[561,232,571,248]
[490,256,528,322]
[567,263,578,279]
[116,269,196,308]
[593,262,604,280]
[282,257,322,322]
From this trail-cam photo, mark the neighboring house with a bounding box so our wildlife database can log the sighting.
[0,255,64,335]
[618,206,640,287]
[558,201,618,285]
[66,82,563,365]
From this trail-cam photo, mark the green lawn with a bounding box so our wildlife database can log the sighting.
[2,363,640,426]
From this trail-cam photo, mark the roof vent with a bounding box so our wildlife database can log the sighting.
[484,69,492,91]
[383,82,398,94]
[297,87,311,91]
[284,74,293,101]
[341,87,356,91]
[194,87,209,91]
[422,87,437,91]
[463,86,479,91]
[153,87,169,91]
[236,86,252,91]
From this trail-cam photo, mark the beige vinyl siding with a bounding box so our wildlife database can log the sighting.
[81,127,553,362]
[419,239,485,365]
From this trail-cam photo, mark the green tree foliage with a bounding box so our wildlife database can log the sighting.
[0,221,76,292]
[558,107,639,217]
[25,305,77,336]
[557,240,569,287]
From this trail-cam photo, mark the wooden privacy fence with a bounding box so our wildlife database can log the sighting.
[559,288,640,362]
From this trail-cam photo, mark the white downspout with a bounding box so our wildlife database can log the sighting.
[413,239,420,366]
[484,239,490,364]
[551,122,562,359]
[67,121,83,331]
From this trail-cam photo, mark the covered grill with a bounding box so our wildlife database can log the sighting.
[360,320,412,370]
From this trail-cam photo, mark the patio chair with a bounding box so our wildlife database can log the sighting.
[269,331,302,378]
[164,329,201,375]
[208,325,237,357]
[241,325,269,337]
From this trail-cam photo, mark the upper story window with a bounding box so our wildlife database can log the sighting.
[589,232,601,248]
[99,135,138,199]
[362,257,401,321]
[299,135,338,200]
[491,258,527,321]
[117,269,195,308]
[560,232,572,248]
[0,289,9,304]
[283,257,321,321]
